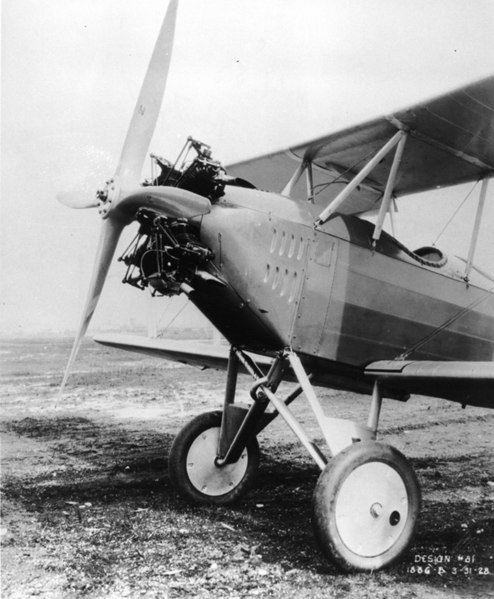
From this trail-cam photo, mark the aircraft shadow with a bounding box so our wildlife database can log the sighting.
[3,415,493,588]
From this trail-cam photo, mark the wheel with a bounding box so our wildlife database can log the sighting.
[312,441,420,572]
[168,410,260,505]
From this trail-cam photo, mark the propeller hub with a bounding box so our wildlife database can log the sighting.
[97,178,121,219]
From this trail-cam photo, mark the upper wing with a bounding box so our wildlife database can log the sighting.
[365,360,494,409]
[227,76,494,215]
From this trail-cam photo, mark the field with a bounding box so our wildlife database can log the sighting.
[1,337,493,598]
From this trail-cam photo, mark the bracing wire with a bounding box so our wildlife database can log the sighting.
[156,297,189,336]
[313,149,377,197]
[432,180,479,246]
[398,283,494,360]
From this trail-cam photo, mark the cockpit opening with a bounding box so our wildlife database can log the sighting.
[412,246,446,265]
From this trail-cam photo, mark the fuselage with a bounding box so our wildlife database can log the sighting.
[191,185,494,381]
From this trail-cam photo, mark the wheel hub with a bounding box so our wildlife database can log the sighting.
[335,461,408,557]
[186,427,249,496]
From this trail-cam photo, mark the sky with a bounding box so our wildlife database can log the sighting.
[1,0,493,336]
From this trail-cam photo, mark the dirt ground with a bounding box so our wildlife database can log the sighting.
[1,336,493,598]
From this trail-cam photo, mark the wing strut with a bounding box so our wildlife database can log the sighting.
[464,177,490,282]
[281,158,315,202]
[372,132,408,245]
[314,130,406,227]
[281,161,305,196]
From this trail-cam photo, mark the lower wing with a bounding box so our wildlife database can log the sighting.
[94,334,494,408]
[93,334,272,372]
[365,361,494,408]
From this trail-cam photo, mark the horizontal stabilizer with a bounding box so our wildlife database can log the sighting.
[365,360,494,408]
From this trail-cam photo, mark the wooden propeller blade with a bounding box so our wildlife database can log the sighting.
[59,217,125,394]
[115,0,179,188]
[56,191,99,209]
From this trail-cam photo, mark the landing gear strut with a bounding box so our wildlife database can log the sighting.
[168,347,421,571]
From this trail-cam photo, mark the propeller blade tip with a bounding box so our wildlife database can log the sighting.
[56,192,99,209]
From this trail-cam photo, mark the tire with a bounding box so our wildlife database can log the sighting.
[168,410,260,505]
[312,441,420,572]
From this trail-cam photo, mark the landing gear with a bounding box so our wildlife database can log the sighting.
[168,347,421,571]
[168,411,260,505]
[312,441,421,572]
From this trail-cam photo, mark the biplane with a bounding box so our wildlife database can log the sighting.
[59,0,494,572]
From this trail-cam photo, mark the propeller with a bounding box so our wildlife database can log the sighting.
[59,0,181,393]
[60,219,125,391]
